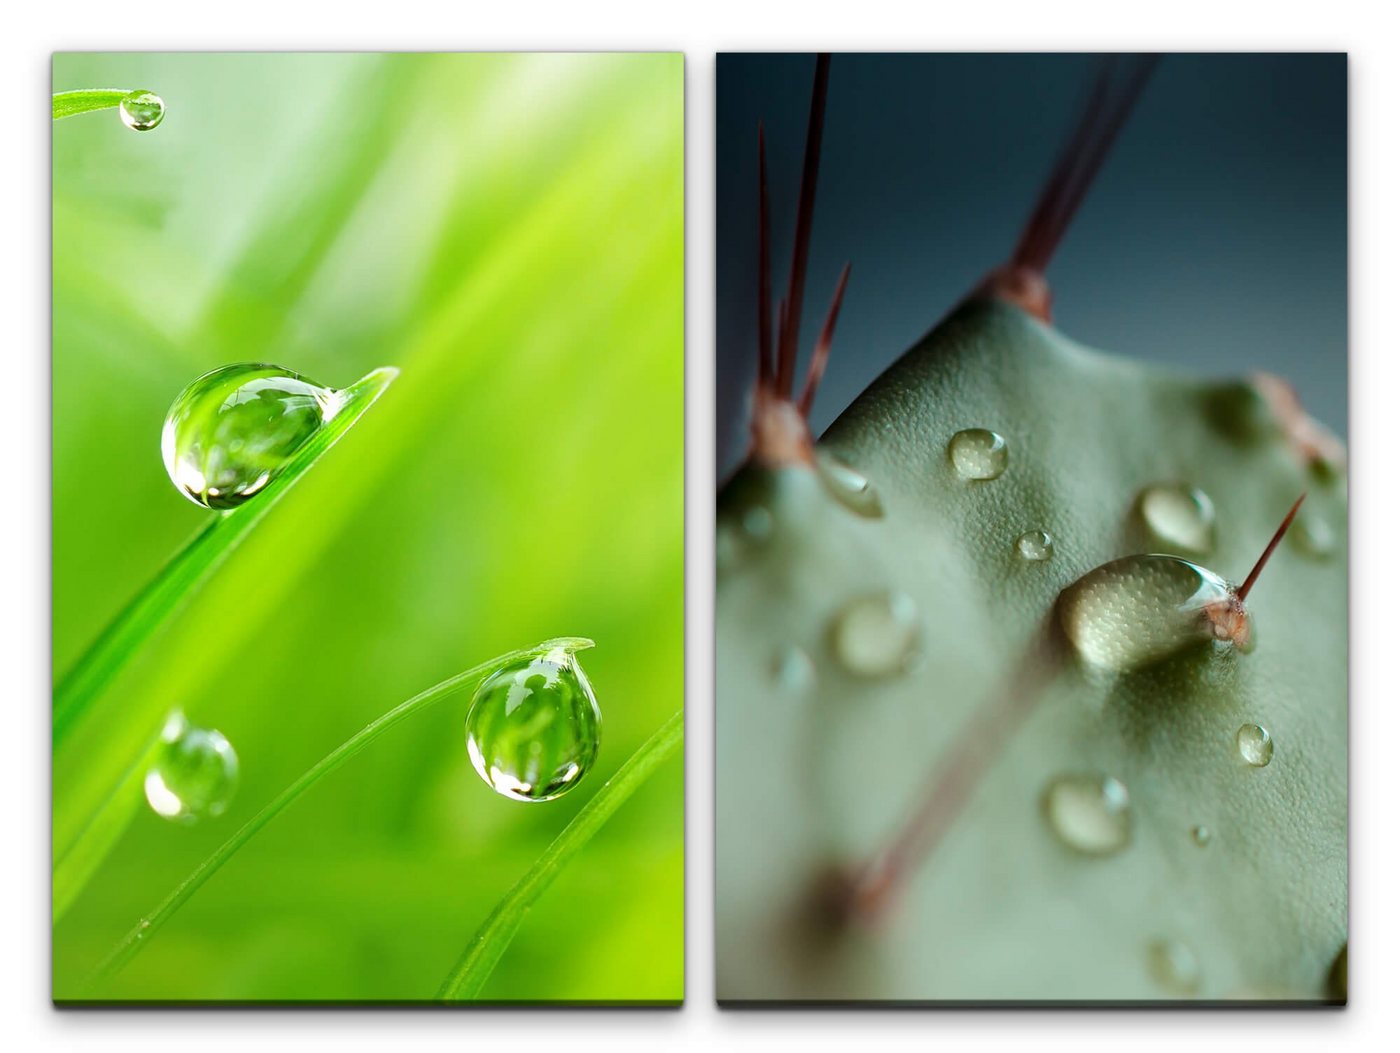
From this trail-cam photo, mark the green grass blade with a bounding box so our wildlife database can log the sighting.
[436,708,684,1002]
[53,366,398,748]
[52,713,172,923]
[80,638,594,993]
[53,89,132,120]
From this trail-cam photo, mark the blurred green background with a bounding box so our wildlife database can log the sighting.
[52,53,684,1002]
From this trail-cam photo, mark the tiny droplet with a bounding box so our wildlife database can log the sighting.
[829,592,920,678]
[465,645,601,802]
[1236,723,1274,767]
[119,90,165,131]
[814,448,884,518]
[947,428,1008,481]
[1148,939,1201,995]
[741,504,774,541]
[162,363,345,509]
[144,713,239,822]
[772,645,817,693]
[1191,825,1212,847]
[1138,482,1217,554]
[1058,555,1243,673]
[1041,773,1132,856]
[1289,512,1336,559]
[1015,529,1054,562]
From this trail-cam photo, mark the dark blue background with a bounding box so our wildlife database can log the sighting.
[716,53,1347,475]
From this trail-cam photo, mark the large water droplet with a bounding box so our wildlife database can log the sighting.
[119,90,165,131]
[1042,773,1132,856]
[1148,939,1201,995]
[814,448,884,518]
[144,713,239,823]
[1236,723,1274,767]
[947,428,1008,481]
[465,645,600,802]
[828,592,920,678]
[1138,482,1216,554]
[1016,529,1054,562]
[1058,555,1247,673]
[162,364,345,509]
[773,645,817,693]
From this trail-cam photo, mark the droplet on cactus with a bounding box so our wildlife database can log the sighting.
[1137,482,1217,554]
[1147,938,1201,995]
[828,592,920,678]
[773,645,817,693]
[947,428,1008,481]
[1289,511,1336,559]
[742,504,775,541]
[814,448,883,518]
[1191,824,1212,847]
[1041,773,1132,856]
[1236,723,1274,767]
[1015,529,1055,562]
[1058,555,1240,672]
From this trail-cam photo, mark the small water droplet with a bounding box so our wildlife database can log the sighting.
[1148,939,1201,995]
[1138,482,1216,554]
[1041,773,1132,856]
[144,713,239,822]
[773,645,816,693]
[1191,825,1212,847]
[465,645,600,802]
[162,363,345,509]
[829,592,920,678]
[1058,555,1247,673]
[1015,529,1054,562]
[947,428,1008,481]
[119,90,165,131]
[1289,512,1336,559]
[1236,723,1274,767]
[741,504,774,541]
[814,448,884,518]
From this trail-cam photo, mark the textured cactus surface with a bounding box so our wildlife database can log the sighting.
[716,298,1347,1001]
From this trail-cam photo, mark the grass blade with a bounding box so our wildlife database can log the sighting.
[79,638,594,994]
[436,708,684,1001]
[53,366,398,747]
[53,89,132,120]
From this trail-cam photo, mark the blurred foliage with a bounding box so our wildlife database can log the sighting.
[53,52,683,1002]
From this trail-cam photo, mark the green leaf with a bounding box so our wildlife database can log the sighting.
[437,708,684,1001]
[53,89,132,120]
[52,367,397,914]
[78,638,594,994]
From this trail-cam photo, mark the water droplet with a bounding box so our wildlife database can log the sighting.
[465,645,600,802]
[1041,773,1132,856]
[1015,529,1054,562]
[119,90,165,131]
[1148,939,1201,995]
[814,448,883,518]
[162,363,345,509]
[829,592,920,678]
[947,428,1008,481]
[1191,825,1212,847]
[1236,723,1274,767]
[1137,483,1216,554]
[773,645,816,693]
[741,504,774,541]
[1289,512,1336,559]
[1058,555,1248,673]
[144,713,239,822]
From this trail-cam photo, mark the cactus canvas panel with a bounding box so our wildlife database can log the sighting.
[52,53,684,1004]
[716,53,1346,1004]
